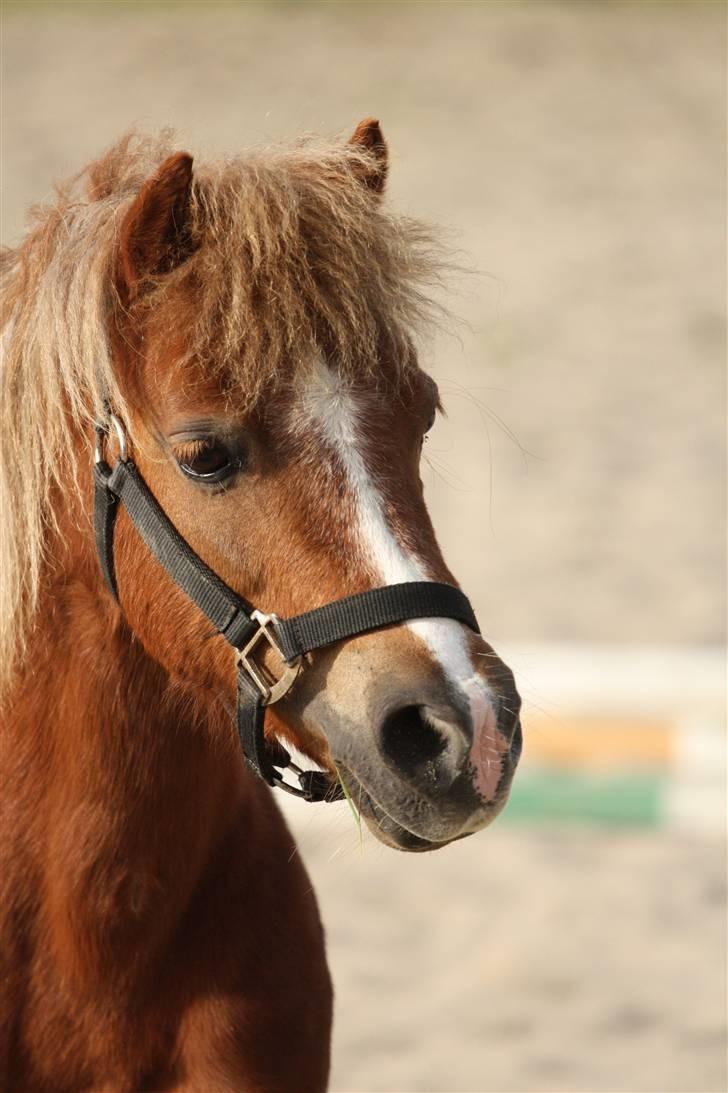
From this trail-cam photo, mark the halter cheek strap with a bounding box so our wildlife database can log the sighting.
[93,419,480,804]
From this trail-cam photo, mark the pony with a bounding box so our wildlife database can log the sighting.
[0,119,521,1091]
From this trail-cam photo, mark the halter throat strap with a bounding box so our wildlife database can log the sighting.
[93,427,480,804]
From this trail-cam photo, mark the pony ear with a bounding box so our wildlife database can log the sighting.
[349,118,388,196]
[118,151,194,294]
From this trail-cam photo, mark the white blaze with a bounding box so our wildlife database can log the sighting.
[298,361,500,796]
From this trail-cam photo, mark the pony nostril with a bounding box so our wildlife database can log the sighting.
[378,705,464,792]
[380,705,445,773]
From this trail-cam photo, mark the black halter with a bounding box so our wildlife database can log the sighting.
[93,415,480,803]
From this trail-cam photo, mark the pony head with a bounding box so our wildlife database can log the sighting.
[1,122,521,850]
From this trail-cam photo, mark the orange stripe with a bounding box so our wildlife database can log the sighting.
[522,715,673,769]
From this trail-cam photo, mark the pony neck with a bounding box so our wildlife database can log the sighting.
[5,517,248,971]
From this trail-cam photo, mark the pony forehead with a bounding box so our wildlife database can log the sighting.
[291,354,435,424]
[129,134,445,407]
[151,351,429,441]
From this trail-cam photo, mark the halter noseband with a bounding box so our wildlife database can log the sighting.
[93,414,481,803]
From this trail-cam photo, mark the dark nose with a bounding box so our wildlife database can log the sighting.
[377,704,471,795]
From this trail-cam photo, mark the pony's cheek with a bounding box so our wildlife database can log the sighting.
[111,523,233,693]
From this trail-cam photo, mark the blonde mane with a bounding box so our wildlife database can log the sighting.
[0,130,446,693]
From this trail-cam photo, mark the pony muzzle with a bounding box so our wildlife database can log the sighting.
[311,652,521,849]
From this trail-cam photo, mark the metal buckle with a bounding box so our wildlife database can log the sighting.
[271,762,343,803]
[271,762,309,799]
[95,413,128,464]
[237,610,302,706]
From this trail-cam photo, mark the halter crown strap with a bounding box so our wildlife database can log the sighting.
[93,434,480,804]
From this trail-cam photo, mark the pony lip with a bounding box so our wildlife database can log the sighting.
[335,764,448,852]
[335,759,509,851]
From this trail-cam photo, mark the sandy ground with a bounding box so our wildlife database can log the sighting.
[2,4,726,1091]
[280,798,726,1093]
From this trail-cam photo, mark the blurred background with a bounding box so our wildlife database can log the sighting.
[3,3,725,1091]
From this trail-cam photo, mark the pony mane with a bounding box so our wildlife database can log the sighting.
[0,129,448,693]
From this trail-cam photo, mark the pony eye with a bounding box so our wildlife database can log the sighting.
[176,440,235,482]
[422,411,436,441]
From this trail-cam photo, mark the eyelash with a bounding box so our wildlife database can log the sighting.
[174,438,237,483]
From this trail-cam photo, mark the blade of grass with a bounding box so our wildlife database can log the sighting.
[334,764,363,846]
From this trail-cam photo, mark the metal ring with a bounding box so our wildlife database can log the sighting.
[94,413,128,464]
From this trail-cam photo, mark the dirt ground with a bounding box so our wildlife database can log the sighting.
[2,3,725,1091]
[281,799,726,1093]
